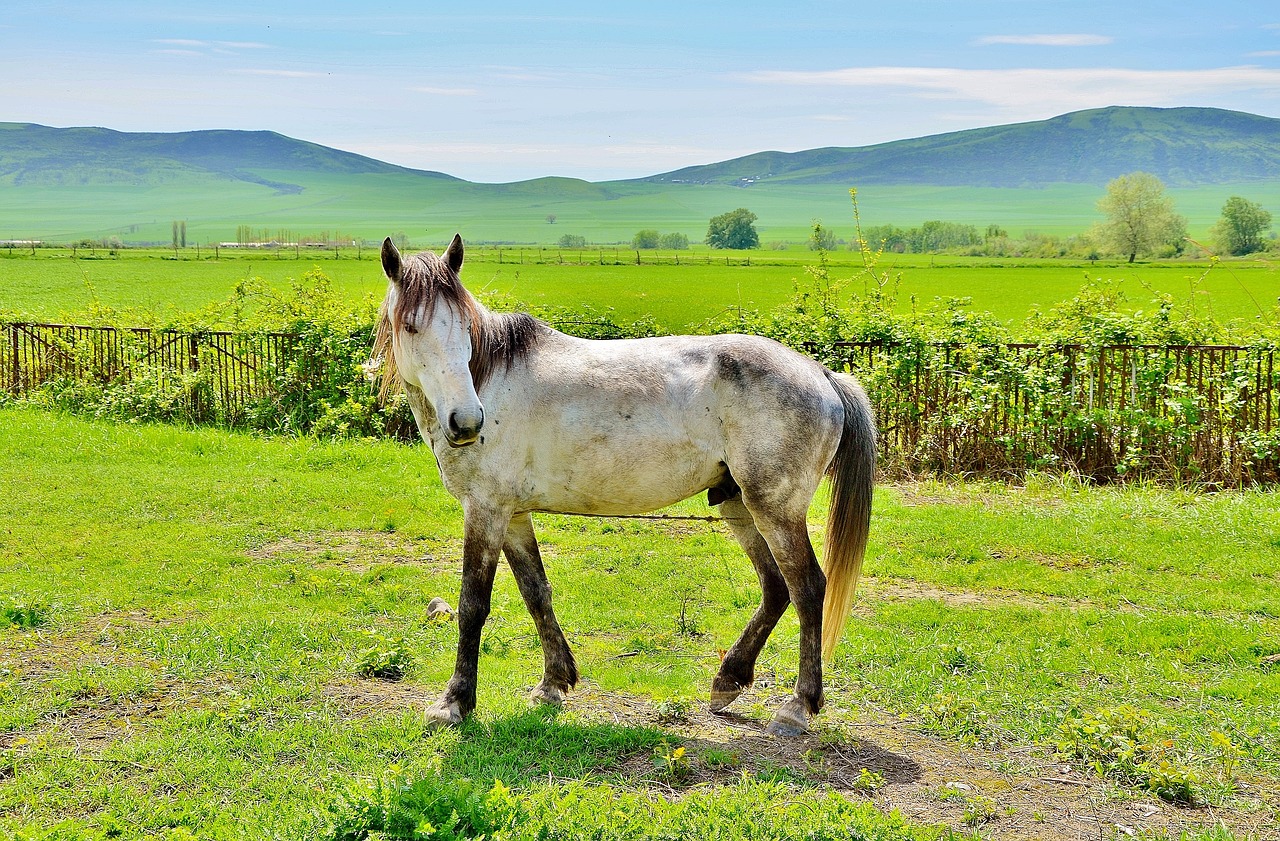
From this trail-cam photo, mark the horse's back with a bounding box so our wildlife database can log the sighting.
[473,332,845,516]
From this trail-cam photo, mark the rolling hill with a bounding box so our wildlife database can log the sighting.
[0,107,1277,244]
[0,122,458,193]
[641,107,1280,188]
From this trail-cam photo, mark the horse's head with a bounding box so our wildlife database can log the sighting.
[377,234,485,447]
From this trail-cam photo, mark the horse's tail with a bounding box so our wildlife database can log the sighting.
[821,371,876,662]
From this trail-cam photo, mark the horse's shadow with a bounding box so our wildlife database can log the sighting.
[446,704,922,792]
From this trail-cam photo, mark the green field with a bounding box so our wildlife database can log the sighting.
[2,170,1277,247]
[2,247,1276,334]
[1,407,1276,838]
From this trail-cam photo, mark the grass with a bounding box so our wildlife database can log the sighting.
[2,246,1276,334]
[1,145,1276,245]
[1,406,1277,838]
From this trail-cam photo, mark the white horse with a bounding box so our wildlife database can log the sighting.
[373,235,875,736]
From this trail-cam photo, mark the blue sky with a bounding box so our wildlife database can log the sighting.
[3,1,1279,182]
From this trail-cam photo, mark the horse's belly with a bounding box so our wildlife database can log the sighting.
[522,438,722,515]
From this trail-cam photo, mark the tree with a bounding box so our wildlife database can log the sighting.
[659,232,689,250]
[705,208,759,250]
[808,222,837,251]
[1211,196,1272,256]
[557,233,587,248]
[632,229,660,249]
[546,214,557,224]
[1095,172,1186,263]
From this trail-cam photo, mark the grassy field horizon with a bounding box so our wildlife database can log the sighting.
[2,247,1276,335]
[2,173,1278,247]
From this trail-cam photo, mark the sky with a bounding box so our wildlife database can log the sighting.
[3,1,1280,182]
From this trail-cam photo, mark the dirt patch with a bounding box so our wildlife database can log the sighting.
[560,683,1277,841]
[322,677,442,719]
[248,530,460,575]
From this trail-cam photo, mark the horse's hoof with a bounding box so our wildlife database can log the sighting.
[709,676,746,713]
[765,698,809,737]
[424,699,464,730]
[529,682,567,707]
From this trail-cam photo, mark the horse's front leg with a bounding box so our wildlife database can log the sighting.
[426,501,508,728]
[503,513,578,706]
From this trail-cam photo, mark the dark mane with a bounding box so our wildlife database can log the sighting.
[372,250,545,402]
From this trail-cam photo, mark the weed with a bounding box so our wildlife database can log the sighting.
[1054,704,1201,804]
[674,594,705,637]
[651,741,691,782]
[917,692,989,741]
[356,630,414,681]
[852,767,886,793]
[2,599,47,629]
[652,695,695,723]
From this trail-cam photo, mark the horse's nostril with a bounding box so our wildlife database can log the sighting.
[448,410,461,435]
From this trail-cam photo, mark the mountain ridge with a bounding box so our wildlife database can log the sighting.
[2,106,1279,192]
[637,107,1280,188]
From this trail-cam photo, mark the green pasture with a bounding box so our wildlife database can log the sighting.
[2,247,1276,335]
[1,407,1277,838]
[1,169,1275,246]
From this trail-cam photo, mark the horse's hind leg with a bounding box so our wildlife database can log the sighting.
[711,497,790,713]
[503,513,578,706]
[749,511,827,737]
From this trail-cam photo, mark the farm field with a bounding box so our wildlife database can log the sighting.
[1,156,1276,246]
[2,248,1277,333]
[1,407,1277,838]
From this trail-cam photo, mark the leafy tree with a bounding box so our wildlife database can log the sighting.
[1210,196,1272,256]
[546,214,557,224]
[809,222,838,251]
[1095,172,1186,263]
[659,232,689,250]
[632,229,660,249]
[705,208,759,250]
[556,234,587,248]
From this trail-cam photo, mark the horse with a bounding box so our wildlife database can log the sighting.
[371,235,875,736]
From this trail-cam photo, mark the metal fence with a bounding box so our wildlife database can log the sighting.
[821,340,1278,484]
[1,322,298,420]
[4,322,1278,483]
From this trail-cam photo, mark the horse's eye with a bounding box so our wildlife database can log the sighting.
[402,323,419,335]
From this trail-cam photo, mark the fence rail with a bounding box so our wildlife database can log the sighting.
[2,322,298,419]
[818,339,1278,484]
[4,322,1278,484]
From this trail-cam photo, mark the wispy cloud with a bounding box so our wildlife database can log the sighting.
[151,38,271,50]
[232,69,328,78]
[743,65,1280,111]
[1248,50,1280,57]
[409,86,479,96]
[976,34,1113,47]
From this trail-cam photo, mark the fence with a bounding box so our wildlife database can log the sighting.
[3,322,1278,484]
[820,340,1278,484]
[1,322,298,422]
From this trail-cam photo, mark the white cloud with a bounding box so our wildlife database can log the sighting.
[1248,51,1280,57]
[976,34,1113,47]
[743,65,1280,112]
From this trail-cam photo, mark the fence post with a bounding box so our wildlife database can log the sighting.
[188,334,200,372]
[8,323,17,395]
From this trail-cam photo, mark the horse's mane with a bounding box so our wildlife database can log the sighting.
[371,250,545,404]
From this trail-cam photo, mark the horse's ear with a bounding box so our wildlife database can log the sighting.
[444,233,464,274]
[381,237,402,282]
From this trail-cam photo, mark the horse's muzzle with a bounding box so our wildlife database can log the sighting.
[445,407,484,447]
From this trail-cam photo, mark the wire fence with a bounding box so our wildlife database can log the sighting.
[4,322,1277,484]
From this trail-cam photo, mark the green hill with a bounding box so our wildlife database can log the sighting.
[0,107,1277,244]
[641,107,1280,188]
[0,122,458,193]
